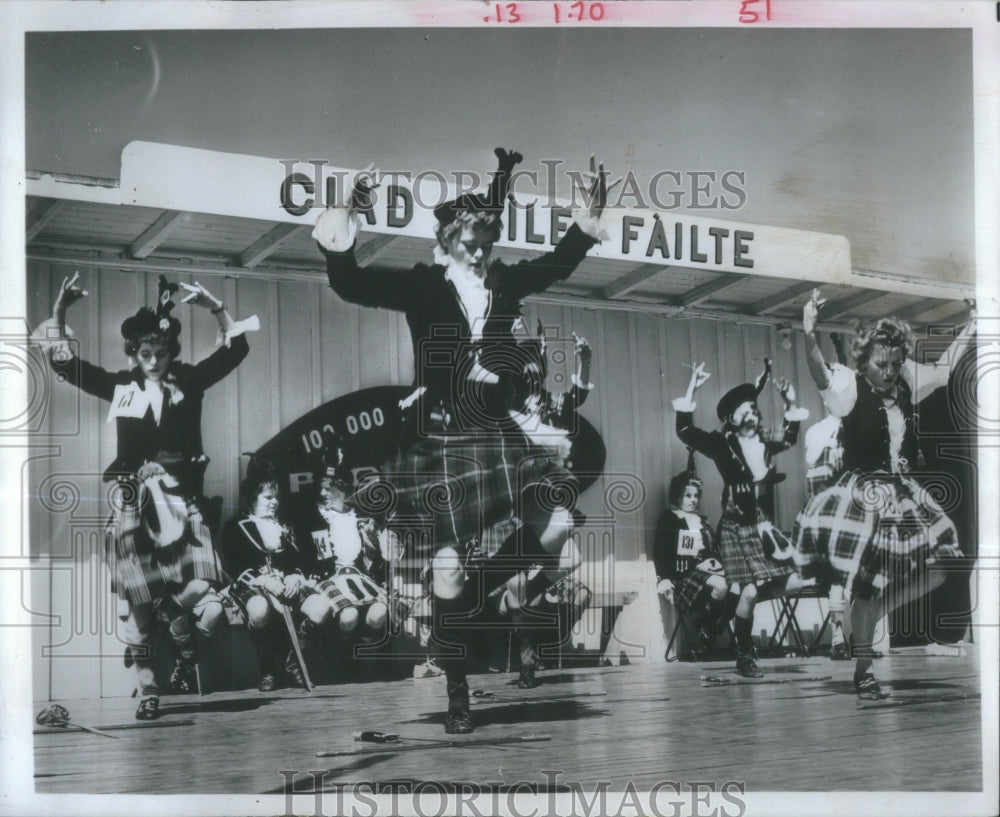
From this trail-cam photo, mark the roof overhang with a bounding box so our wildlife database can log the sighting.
[26,142,973,332]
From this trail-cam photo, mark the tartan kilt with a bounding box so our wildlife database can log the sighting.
[378,429,572,558]
[225,570,317,624]
[106,495,223,607]
[793,470,959,600]
[718,509,794,588]
[675,568,721,615]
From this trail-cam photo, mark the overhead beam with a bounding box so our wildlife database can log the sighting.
[819,289,887,320]
[25,243,861,333]
[26,199,68,242]
[920,303,970,328]
[237,222,303,268]
[354,233,398,264]
[129,211,189,259]
[590,263,664,300]
[744,281,816,315]
[675,273,750,307]
[893,298,951,323]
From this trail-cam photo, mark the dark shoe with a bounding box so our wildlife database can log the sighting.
[517,665,537,690]
[445,678,474,734]
[135,695,160,720]
[284,651,307,690]
[445,707,474,734]
[830,626,848,660]
[258,673,277,692]
[169,658,198,695]
[736,653,764,678]
[854,671,889,701]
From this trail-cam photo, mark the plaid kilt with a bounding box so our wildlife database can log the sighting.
[675,568,721,615]
[226,570,317,622]
[718,509,794,588]
[106,495,223,607]
[793,470,959,600]
[380,430,571,558]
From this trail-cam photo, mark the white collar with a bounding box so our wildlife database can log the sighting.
[736,435,770,482]
[440,257,490,340]
[143,379,164,424]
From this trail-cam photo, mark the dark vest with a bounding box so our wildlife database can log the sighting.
[840,373,920,474]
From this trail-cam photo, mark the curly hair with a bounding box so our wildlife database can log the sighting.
[434,209,503,252]
[121,307,182,358]
[240,474,281,517]
[669,474,704,507]
[851,316,914,370]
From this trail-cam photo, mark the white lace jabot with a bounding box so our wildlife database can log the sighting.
[442,260,490,341]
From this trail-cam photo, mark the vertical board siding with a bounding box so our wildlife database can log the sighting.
[27,262,822,698]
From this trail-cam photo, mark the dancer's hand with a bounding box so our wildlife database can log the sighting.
[657,578,675,600]
[254,573,285,597]
[136,461,167,482]
[351,164,381,212]
[179,281,224,312]
[53,271,88,317]
[803,289,826,334]
[572,156,622,240]
[573,332,592,364]
[773,377,796,406]
[686,362,711,393]
[283,573,306,598]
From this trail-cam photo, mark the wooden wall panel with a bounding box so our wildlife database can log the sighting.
[26,261,827,697]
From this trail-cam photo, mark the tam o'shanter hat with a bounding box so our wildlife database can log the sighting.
[433,148,522,228]
[120,275,182,342]
[716,357,771,422]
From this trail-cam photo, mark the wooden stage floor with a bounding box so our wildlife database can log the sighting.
[34,646,984,795]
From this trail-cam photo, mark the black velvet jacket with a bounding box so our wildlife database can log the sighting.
[221,515,311,579]
[653,509,720,580]
[675,410,800,523]
[322,225,597,431]
[51,335,249,494]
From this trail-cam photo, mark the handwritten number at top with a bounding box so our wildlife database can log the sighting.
[554,2,605,23]
[739,0,772,24]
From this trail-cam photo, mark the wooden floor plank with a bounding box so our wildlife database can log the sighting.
[34,649,984,794]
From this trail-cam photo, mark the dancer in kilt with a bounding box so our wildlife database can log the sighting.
[672,360,806,677]
[314,149,613,732]
[801,333,855,659]
[304,443,393,643]
[654,451,730,649]
[41,273,254,719]
[221,460,318,691]
[794,291,973,699]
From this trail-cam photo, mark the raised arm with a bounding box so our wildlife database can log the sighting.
[321,243,422,312]
[313,169,420,311]
[553,334,594,420]
[503,156,617,299]
[904,299,977,403]
[802,289,830,391]
[42,272,118,401]
[571,333,594,404]
[180,282,252,389]
[766,376,808,454]
[672,362,720,457]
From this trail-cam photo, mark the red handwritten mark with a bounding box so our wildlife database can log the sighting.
[739,0,772,23]
[484,2,521,23]
[553,2,605,23]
